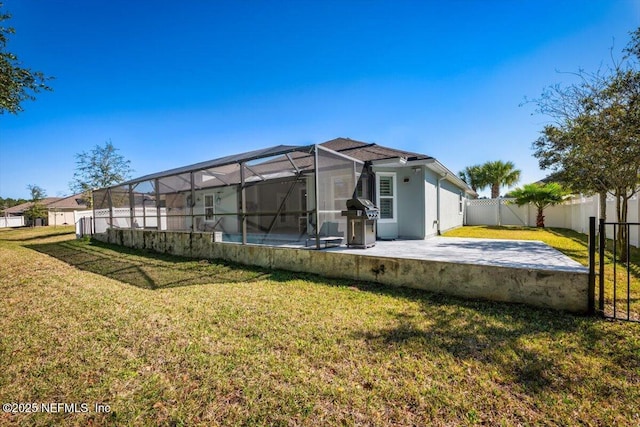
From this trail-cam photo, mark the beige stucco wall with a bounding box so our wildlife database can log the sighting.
[94,229,589,313]
[48,210,76,226]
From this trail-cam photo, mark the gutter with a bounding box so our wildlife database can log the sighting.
[437,173,447,235]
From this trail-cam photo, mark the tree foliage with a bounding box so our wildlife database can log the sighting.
[0,196,27,211]
[27,184,46,202]
[509,183,568,227]
[0,3,53,114]
[71,140,133,207]
[458,165,486,193]
[529,27,640,261]
[482,160,521,198]
[24,184,47,223]
[458,161,521,197]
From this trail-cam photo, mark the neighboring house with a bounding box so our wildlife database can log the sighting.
[93,137,475,243]
[46,194,89,226]
[4,197,62,226]
[3,194,88,226]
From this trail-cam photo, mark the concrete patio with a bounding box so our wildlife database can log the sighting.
[328,237,588,273]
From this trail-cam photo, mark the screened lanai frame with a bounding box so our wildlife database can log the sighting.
[92,144,365,249]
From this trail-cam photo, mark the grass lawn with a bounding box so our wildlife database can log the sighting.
[1,226,639,426]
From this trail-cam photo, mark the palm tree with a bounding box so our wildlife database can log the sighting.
[481,160,521,198]
[458,165,487,193]
[509,183,568,227]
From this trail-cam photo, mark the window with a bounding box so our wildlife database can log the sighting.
[377,173,396,222]
[459,192,464,214]
[204,194,215,220]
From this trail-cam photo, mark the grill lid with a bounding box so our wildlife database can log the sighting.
[346,198,377,211]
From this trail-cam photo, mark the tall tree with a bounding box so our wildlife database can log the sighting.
[481,160,521,198]
[71,140,133,207]
[509,183,568,227]
[0,3,53,114]
[458,165,487,193]
[27,184,46,202]
[24,184,47,225]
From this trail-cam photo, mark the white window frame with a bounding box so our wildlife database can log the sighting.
[459,192,464,215]
[204,194,215,221]
[376,172,397,223]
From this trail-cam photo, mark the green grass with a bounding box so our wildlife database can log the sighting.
[445,225,640,321]
[1,226,639,426]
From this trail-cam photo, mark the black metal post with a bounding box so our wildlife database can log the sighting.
[627,223,631,321]
[240,162,247,245]
[598,218,605,313]
[588,217,596,315]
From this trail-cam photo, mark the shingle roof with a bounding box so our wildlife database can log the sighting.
[3,197,62,214]
[3,194,89,214]
[46,194,89,210]
[320,137,432,162]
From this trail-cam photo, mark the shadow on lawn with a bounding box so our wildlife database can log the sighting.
[1,228,76,242]
[350,288,636,396]
[27,239,272,290]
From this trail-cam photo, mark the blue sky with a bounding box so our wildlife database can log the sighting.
[1,0,638,199]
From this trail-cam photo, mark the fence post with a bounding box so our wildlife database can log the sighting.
[588,217,596,315]
[598,218,606,313]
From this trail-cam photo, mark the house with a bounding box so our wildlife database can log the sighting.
[46,194,89,226]
[320,138,476,239]
[3,194,88,227]
[91,138,475,245]
[4,197,62,226]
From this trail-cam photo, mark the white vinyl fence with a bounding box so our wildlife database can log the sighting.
[0,216,25,228]
[466,195,640,247]
[74,208,169,238]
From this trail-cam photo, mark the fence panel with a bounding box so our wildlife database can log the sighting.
[0,216,25,228]
[594,219,640,322]
[467,195,640,249]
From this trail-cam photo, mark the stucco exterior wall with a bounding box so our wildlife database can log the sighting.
[438,179,465,233]
[48,210,76,226]
[192,186,239,233]
[94,229,589,313]
[424,170,439,237]
[396,166,426,239]
[424,169,466,236]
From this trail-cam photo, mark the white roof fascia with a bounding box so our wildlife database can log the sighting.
[372,158,476,197]
[369,157,409,167]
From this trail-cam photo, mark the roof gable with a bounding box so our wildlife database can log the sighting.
[320,137,431,163]
[46,193,89,209]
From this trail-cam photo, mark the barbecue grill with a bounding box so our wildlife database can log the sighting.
[341,198,379,248]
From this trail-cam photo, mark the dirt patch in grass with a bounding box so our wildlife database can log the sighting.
[1,227,639,426]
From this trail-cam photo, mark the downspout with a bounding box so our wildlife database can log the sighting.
[437,173,447,235]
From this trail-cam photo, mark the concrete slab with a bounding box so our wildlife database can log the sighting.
[326,237,588,273]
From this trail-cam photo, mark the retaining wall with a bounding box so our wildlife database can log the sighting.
[94,229,589,313]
